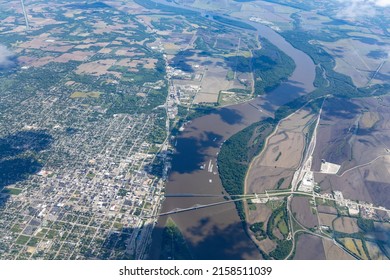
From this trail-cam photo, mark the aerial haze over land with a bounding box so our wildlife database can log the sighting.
[0,0,389,260]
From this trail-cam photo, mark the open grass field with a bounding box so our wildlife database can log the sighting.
[1,187,23,195]
[70,92,102,98]
[340,238,369,259]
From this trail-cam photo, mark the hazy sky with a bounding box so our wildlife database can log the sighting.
[337,0,390,19]
[0,45,15,68]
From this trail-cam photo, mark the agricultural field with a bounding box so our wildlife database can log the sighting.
[318,37,390,88]
[246,105,317,194]
[322,238,355,260]
[312,97,390,208]
[333,217,359,234]
[294,234,326,260]
[291,196,318,229]
[232,0,298,31]
[318,212,338,228]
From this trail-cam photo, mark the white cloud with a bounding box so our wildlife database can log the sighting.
[0,45,15,68]
[336,0,390,20]
[373,0,390,7]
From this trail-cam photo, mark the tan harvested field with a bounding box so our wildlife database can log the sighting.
[17,56,37,65]
[30,17,66,27]
[30,56,55,67]
[318,213,337,228]
[315,170,373,204]
[193,55,249,104]
[136,15,157,31]
[199,73,229,93]
[10,26,27,33]
[92,20,136,35]
[291,197,318,228]
[115,48,136,56]
[201,67,232,91]
[261,131,302,169]
[74,44,95,50]
[247,167,294,194]
[322,239,355,260]
[115,48,138,56]
[76,59,119,76]
[144,58,158,69]
[313,97,390,208]
[116,58,140,68]
[319,36,390,87]
[163,42,182,54]
[18,37,75,53]
[231,1,297,31]
[294,234,326,260]
[359,156,390,185]
[246,107,316,194]
[65,81,75,86]
[258,238,276,254]
[2,16,16,23]
[17,37,50,49]
[44,45,74,52]
[360,111,380,129]
[193,92,219,103]
[98,48,112,54]
[54,51,94,63]
[334,217,359,234]
[64,12,75,18]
